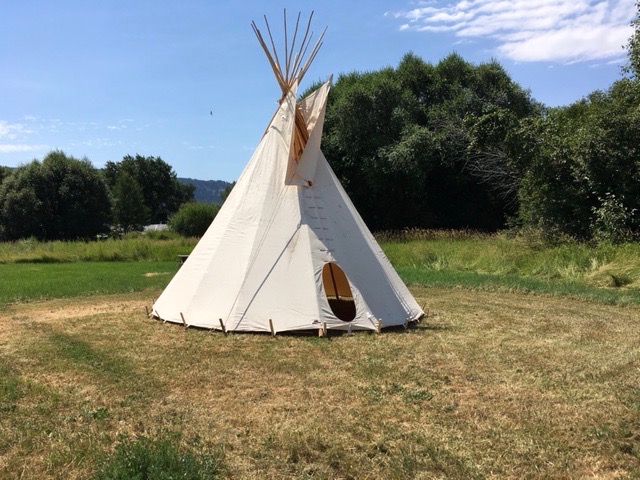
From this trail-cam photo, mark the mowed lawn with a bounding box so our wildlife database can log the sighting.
[0,261,178,306]
[1,287,639,479]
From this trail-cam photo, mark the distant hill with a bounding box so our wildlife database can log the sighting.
[178,178,231,204]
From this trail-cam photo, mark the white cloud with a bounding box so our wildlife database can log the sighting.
[0,120,33,140]
[0,116,139,157]
[392,0,635,63]
[0,121,41,153]
[0,144,49,153]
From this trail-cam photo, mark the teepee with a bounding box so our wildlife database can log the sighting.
[151,12,423,334]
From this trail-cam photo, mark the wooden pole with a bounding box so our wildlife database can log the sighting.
[180,312,187,328]
[285,12,302,78]
[219,318,226,335]
[252,11,326,93]
[376,319,382,334]
[297,27,326,82]
[252,23,287,91]
[144,306,149,318]
[269,318,275,337]
[292,12,316,78]
[263,15,283,79]
[283,9,289,80]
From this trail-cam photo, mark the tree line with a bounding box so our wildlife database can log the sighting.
[320,5,639,242]
[0,152,196,240]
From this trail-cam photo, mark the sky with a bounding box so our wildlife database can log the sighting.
[1,0,635,182]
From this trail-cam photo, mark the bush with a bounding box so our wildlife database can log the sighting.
[168,202,220,237]
[591,192,637,243]
[143,229,182,241]
[92,433,223,480]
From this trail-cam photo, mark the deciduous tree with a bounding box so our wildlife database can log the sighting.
[0,151,111,240]
[104,154,194,223]
[321,53,537,231]
[111,172,149,232]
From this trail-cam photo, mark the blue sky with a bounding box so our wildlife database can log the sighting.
[1,0,635,181]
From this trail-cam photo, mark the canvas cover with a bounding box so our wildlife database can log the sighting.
[152,79,423,333]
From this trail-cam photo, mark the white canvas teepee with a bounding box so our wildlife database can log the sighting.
[151,12,423,333]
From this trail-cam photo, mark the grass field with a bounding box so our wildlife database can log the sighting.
[1,231,639,307]
[382,230,640,305]
[1,232,639,477]
[1,288,639,478]
[0,261,177,306]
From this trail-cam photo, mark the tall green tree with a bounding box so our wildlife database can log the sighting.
[321,52,537,231]
[111,172,149,232]
[0,166,12,185]
[0,151,111,240]
[0,164,43,240]
[624,1,640,79]
[517,80,640,241]
[104,154,194,223]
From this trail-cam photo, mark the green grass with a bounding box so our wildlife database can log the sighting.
[0,359,24,414]
[92,433,224,480]
[1,231,639,306]
[397,266,640,305]
[44,331,133,380]
[0,235,196,264]
[381,230,640,304]
[0,261,178,305]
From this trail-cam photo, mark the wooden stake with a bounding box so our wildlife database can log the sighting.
[403,319,409,330]
[347,323,352,336]
[269,318,275,337]
[144,306,149,318]
[376,319,382,334]
[180,312,187,328]
[219,318,226,335]
[318,321,327,337]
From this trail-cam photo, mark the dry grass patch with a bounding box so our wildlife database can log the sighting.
[1,288,639,479]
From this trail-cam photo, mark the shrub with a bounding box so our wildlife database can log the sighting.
[143,229,182,241]
[591,192,637,243]
[168,202,219,237]
[92,433,223,480]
